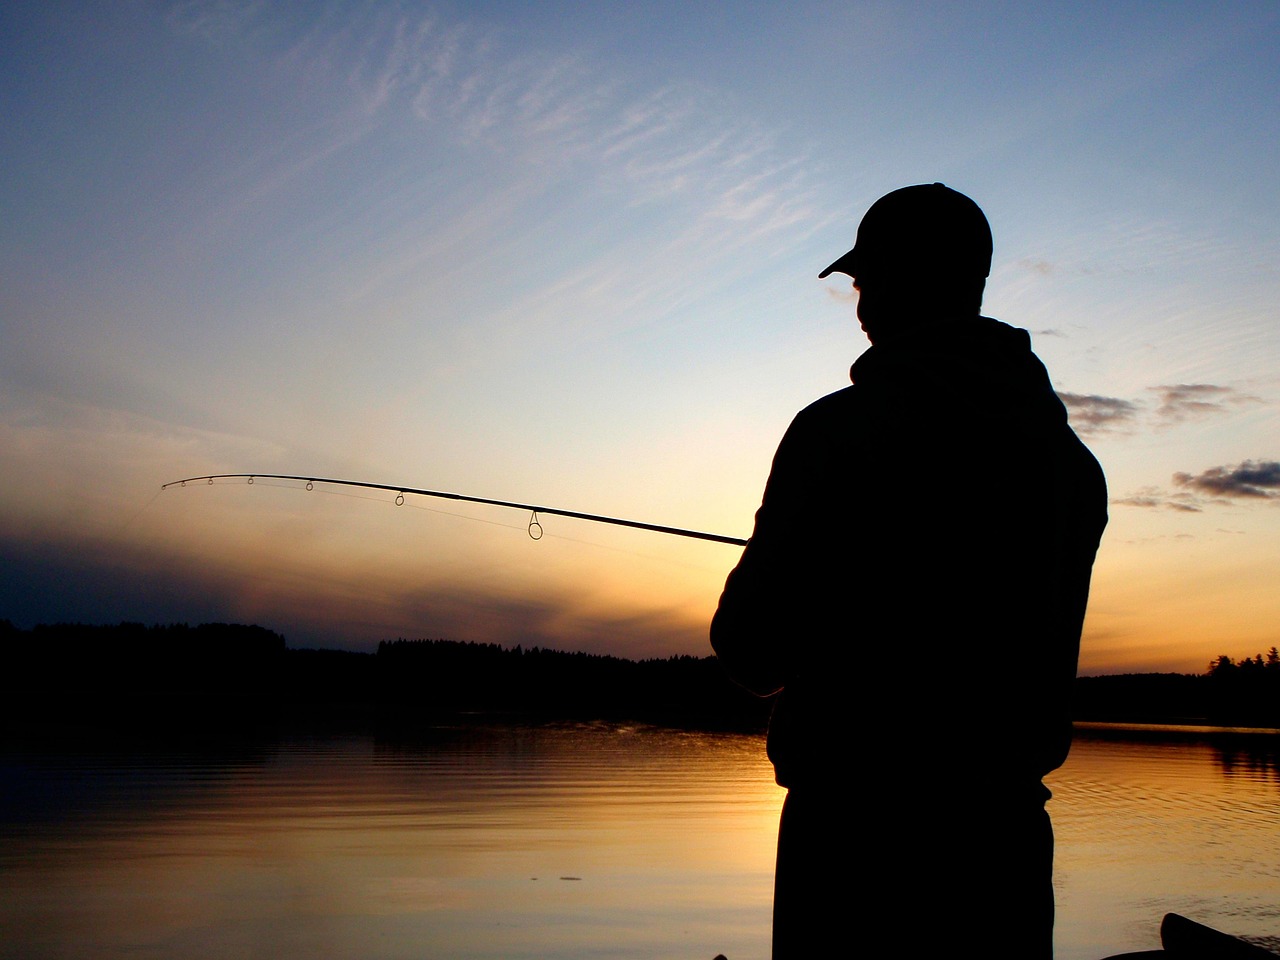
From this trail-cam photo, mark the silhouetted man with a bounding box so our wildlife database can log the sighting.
[711,184,1106,959]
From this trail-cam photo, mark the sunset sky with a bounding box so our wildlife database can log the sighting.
[3,1,1278,675]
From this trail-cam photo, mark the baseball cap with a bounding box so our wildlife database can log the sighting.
[818,183,993,281]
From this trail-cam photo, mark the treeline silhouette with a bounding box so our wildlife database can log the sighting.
[0,621,770,735]
[375,638,760,726]
[5,619,287,695]
[4,620,1279,735]
[1074,649,1280,727]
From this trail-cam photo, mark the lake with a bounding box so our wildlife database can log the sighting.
[2,721,1278,959]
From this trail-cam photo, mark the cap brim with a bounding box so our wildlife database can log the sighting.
[818,247,857,280]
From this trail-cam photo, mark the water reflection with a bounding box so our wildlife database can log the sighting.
[2,722,1278,960]
[1070,723,1280,785]
[1051,723,1280,959]
[2,724,781,960]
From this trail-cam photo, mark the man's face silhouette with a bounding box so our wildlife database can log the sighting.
[853,267,984,346]
[852,274,892,345]
[852,280,873,342]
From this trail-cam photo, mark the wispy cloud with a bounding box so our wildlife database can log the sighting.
[1110,487,1207,512]
[1018,258,1056,276]
[167,0,266,44]
[1174,460,1280,500]
[1057,392,1141,435]
[1058,383,1266,437]
[1114,460,1280,512]
[328,8,826,242]
[1149,383,1263,425]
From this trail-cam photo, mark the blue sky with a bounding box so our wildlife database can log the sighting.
[2,1,1278,672]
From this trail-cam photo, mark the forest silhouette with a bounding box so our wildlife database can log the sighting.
[3,620,1279,737]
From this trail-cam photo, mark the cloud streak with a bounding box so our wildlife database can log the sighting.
[1057,392,1141,435]
[1059,383,1266,437]
[1110,487,1207,513]
[1150,383,1263,425]
[1174,461,1280,500]
[0,529,710,660]
[1115,460,1280,512]
[329,7,828,245]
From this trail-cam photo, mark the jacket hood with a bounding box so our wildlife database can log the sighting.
[849,315,1067,425]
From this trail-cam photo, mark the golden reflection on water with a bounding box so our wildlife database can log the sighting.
[2,725,784,960]
[4,722,1279,960]
[1050,723,1280,960]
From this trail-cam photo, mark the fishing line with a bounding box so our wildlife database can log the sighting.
[112,488,165,539]
[161,473,748,547]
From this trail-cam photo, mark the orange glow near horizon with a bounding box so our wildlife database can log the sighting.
[6,463,1277,679]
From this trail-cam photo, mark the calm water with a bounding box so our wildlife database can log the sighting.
[2,722,1279,959]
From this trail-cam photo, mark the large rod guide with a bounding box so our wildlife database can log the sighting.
[162,474,748,547]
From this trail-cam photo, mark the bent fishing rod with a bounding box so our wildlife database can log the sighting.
[161,474,748,547]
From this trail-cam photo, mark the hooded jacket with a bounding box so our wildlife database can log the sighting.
[711,316,1107,790]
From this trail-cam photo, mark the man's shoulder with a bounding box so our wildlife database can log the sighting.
[793,384,860,423]
[777,385,861,443]
[768,386,867,471]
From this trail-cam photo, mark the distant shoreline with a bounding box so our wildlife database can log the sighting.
[3,621,1279,741]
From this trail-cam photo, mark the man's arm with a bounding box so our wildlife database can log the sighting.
[710,400,837,696]
[710,540,792,696]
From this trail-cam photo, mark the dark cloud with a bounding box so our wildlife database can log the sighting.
[1150,384,1263,425]
[0,534,240,631]
[1114,460,1280,513]
[1056,392,1141,434]
[1174,461,1280,500]
[0,532,709,659]
[1110,494,1164,508]
[1055,383,1266,437]
[1110,488,1203,512]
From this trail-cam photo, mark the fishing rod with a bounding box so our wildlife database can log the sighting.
[161,474,749,547]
